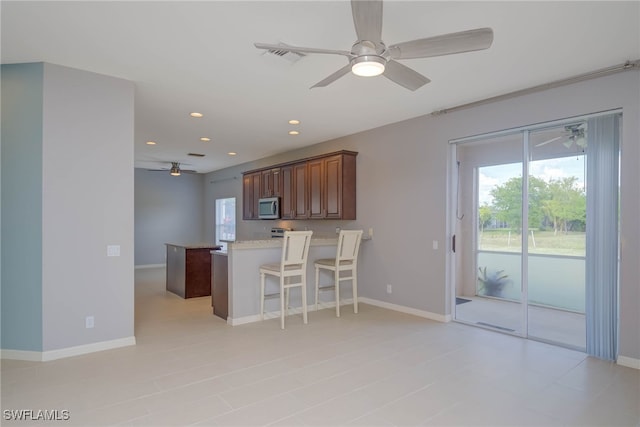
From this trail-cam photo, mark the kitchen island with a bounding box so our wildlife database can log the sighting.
[165,243,221,298]
[216,236,366,325]
[211,250,228,320]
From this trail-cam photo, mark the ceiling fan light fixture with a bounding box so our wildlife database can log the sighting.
[351,56,385,77]
[170,162,181,176]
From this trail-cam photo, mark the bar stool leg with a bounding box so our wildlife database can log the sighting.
[260,272,265,320]
[315,266,320,312]
[280,278,286,330]
[353,271,358,314]
[335,270,340,317]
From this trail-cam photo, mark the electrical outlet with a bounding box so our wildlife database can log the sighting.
[386,284,392,294]
[85,316,94,329]
[107,245,120,257]
[432,240,438,250]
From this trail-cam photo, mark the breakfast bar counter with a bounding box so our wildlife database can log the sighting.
[220,236,343,324]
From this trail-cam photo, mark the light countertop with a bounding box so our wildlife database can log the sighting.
[226,235,370,250]
[165,243,222,249]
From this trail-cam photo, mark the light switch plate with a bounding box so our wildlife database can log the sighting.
[107,245,120,257]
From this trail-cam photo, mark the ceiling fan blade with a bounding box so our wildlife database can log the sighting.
[254,42,351,57]
[388,27,494,60]
[311,64,352,88]
[351,0,383,43]
[383,60,430,91]
[535,136,564,147]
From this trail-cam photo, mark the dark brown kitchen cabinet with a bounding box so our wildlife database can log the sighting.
[260,168,281,198]
[324,154,347,219]
[211,251,228,320]
[242,172,261,220]
[280,165,295,219]
[242,150,357,220]
[308,158,324,218]
[166,244,221,298]
[293,162,309,219]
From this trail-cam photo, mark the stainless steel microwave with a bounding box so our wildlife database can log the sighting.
[258,197,280,219]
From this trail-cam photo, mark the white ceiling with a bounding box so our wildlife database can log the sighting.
[2,1,639,173]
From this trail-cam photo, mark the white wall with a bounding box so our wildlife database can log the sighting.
[40,64,135,352]
[135,169,206,266]
[205,71,640,361]
[2,63,135,355]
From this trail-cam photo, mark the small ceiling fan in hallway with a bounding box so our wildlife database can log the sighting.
[254,0,494,91]
[146,162,197,176]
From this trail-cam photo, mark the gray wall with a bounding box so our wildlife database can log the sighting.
[135,168,206,266]
[1,63,135,352]
[205,71,640,361]
[1,63,44,351]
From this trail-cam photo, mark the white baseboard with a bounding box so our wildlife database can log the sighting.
[617,355,640,370]
[359,297,451,322]
[227,298,451,325]
[0,349,43,362]
[1,336,136,362]
[227,299,355,326]
[227,314,262,326]
[135,264,166,269]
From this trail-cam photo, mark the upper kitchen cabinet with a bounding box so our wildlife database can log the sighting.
[293,163,309,219]
[242,150,357,220]
[242,172,261,220]
[325,153,355,219]
[260,168,281,198]
[280,165,294,220]
[308,158,324,219]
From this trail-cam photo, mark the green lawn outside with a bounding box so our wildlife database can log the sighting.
[479,229,586,256]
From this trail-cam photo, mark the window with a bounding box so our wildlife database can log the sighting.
[215,198,236,251]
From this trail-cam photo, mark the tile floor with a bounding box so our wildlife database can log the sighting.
[1,267,638,426]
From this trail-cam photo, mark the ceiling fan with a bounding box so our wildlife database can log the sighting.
[536,124,587,149]
[254,0,494,91]
[146,162,197,176]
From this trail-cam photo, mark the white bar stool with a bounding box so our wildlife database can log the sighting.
[260,230,313,329]
[314,229,363,317]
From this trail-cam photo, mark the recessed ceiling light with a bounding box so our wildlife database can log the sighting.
[189,112,203,118]
[146,141,157,145]
[288,119,300,125]
[228,152,237,156]
[289,130,300,135]
[200,137,211,142]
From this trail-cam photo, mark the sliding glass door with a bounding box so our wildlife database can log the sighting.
[455,132,525,335]
[527,125,587,349]
[452,112,620,354]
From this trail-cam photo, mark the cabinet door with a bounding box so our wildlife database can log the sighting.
[324,154,343,218]
[280,165,294,219]
[273,168,282,197]
[260,168,281,197]
[308,158,324,218]
[242,172,261,220]
[260,168,282,197]
[242,174,253,220]
[293,163,308,219]
[260,170,273,198]
[251,173,260,217]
